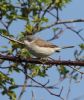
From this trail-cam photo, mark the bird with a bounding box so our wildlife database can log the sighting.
[24,36,74,58]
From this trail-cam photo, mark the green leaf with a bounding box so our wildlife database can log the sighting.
[10,41,19,48]
[38,0,51,4]
[52,27,60,32]
[41,17,48,22]
[0,46,8,49]
[79,44,84,50]
[10,78,15,85]
[59,65,69,77]
[8,91,16,100]
[25,24,33,34]
[55,0,72,9]
[38,70,47,77]
[9,85,18,90]
[31,65,41,77]
[0,29,8,35]
[72,73,78,80]
[21,48,31,57]
[8,48,13,54]
[33,15,41,23]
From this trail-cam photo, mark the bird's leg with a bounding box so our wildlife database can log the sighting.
[48,57,56,61]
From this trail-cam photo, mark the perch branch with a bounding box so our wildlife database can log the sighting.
[0,53,84,66]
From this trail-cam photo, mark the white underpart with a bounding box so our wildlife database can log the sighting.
[24,40,61,57]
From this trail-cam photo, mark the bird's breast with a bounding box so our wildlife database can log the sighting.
[29,45,55,57]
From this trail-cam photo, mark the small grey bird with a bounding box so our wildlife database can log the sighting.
[24,36,74,58]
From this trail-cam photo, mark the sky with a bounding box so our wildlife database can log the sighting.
[0,0,84,100]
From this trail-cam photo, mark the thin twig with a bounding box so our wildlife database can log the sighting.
[27,75,64,100]
[14,84,58,89]
[44,10,84,41]
[64,24,84,42]
[69,66,84,74]
[41,1,53,18]
[0,33,24,45]
[18,65,28,100]
[18,78,27,100]
[66,78,72,100]
[31,91,35,100]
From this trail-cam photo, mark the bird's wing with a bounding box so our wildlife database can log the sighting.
[33,39,59,48]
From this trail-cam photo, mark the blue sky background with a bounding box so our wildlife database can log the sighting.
[0,0,84,100]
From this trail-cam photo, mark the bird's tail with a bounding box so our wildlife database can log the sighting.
[61,46,74,49]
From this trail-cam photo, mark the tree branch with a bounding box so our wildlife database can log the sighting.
[42,19,84,30]
[0,53,84,66]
